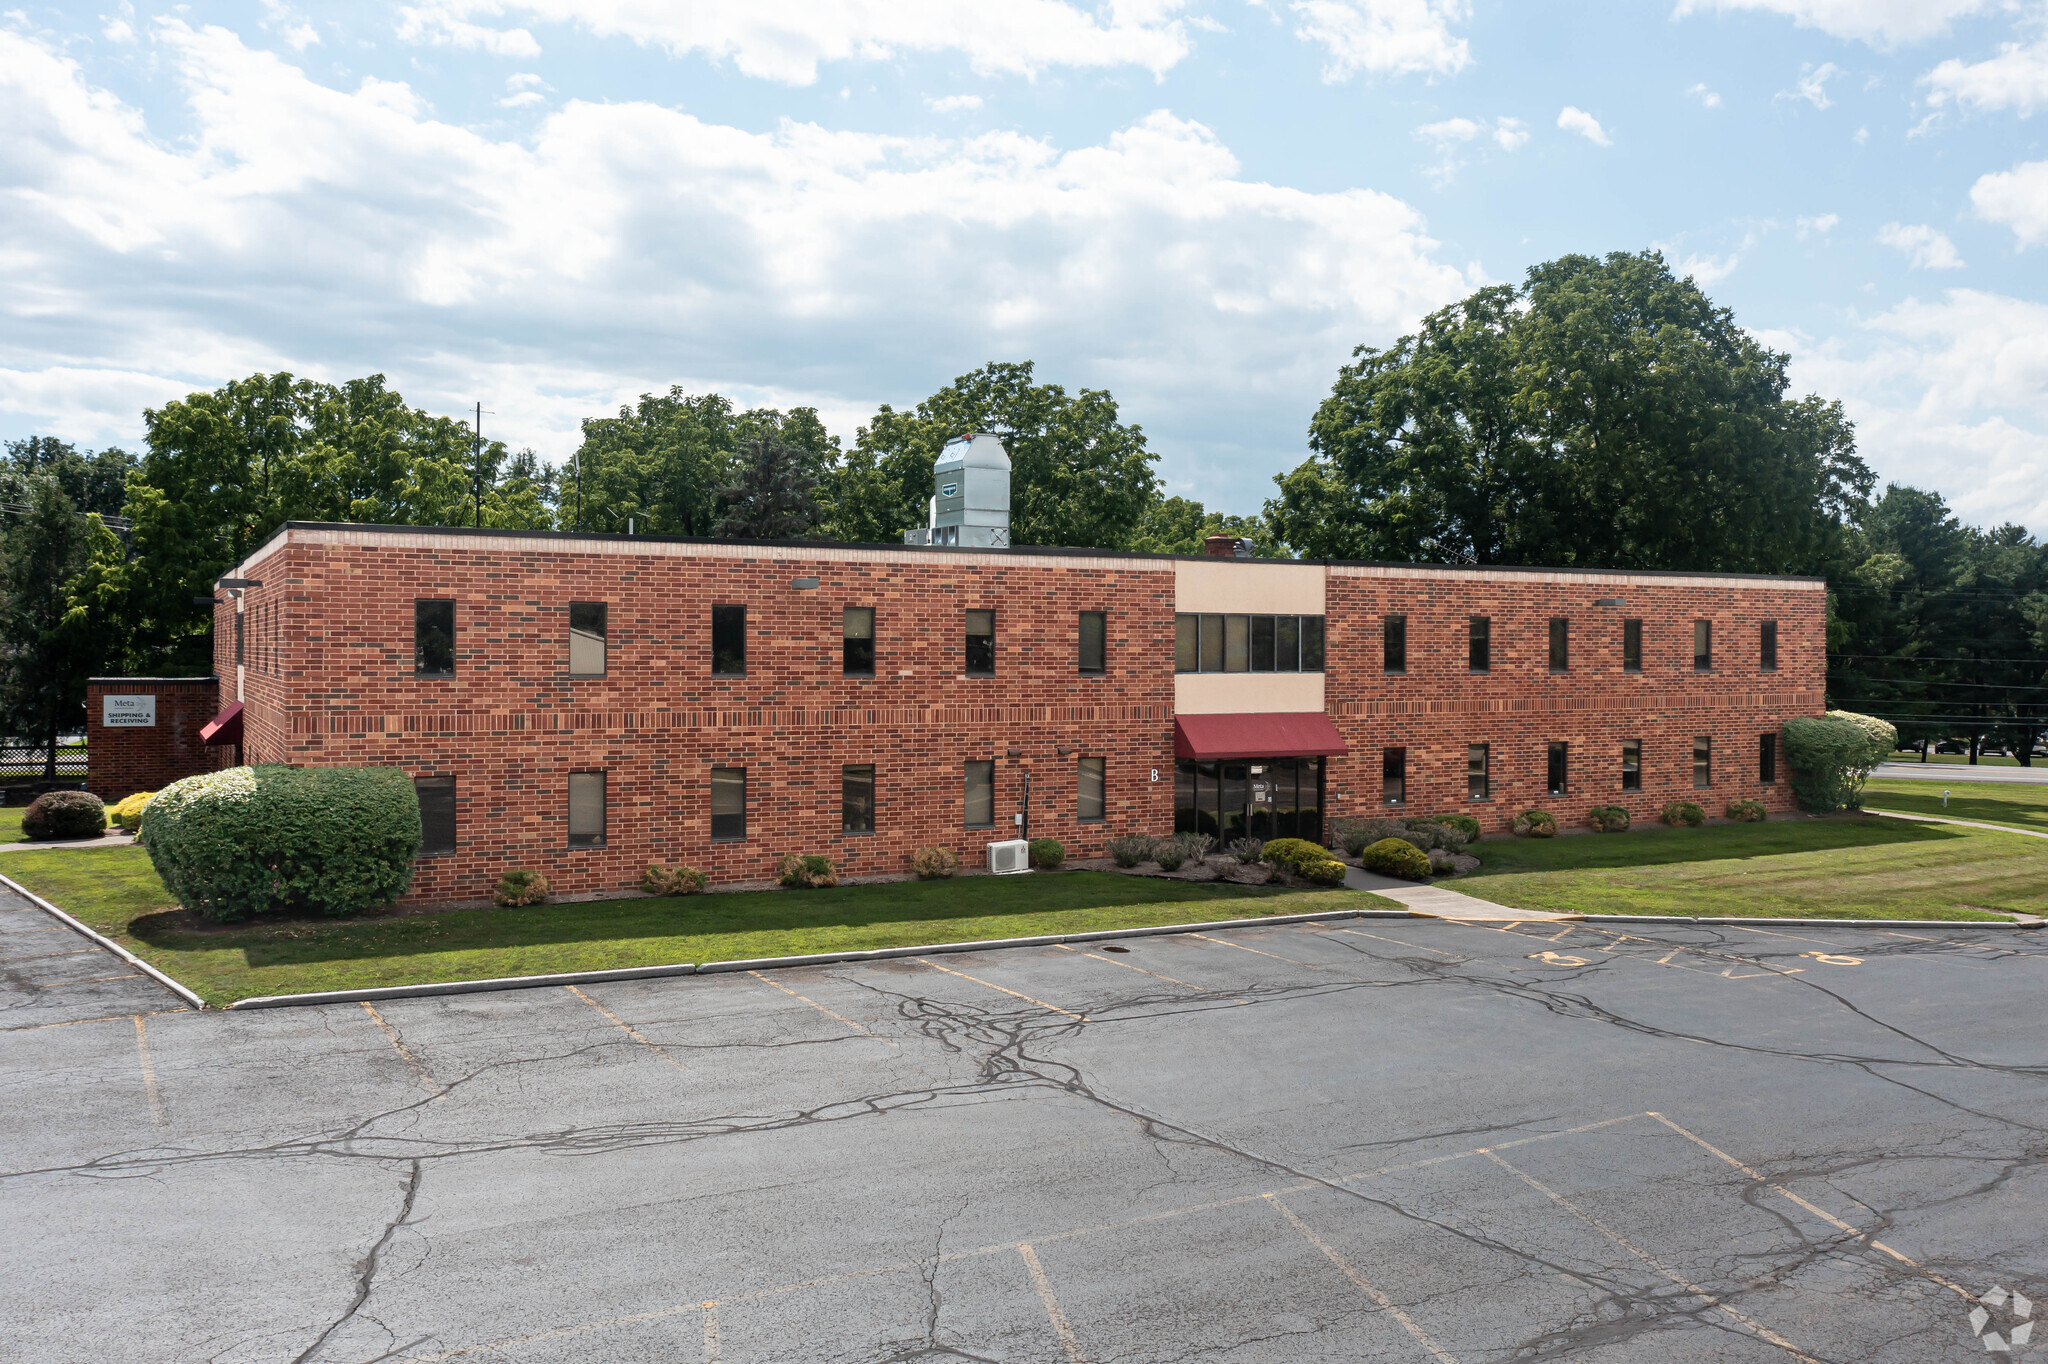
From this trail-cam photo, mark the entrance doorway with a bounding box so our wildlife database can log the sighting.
[1173,757,1324,844]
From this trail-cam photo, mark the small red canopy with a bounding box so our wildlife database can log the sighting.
[1173,712,1348,761]
[200,702,243,747]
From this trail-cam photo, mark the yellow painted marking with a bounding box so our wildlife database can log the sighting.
[1647,1112,1979,1303]
[1799,952,1862,966]
[1268,1196,1462,1364]
[1481,1150,1821,1362]
[1656,948,1683,965]
[747,970,889,1040]
[5,1008,189,1033]
[1452,920,1805,982]
[566,985,691,1072]
[1529,951,1590,966]
[132,1014,165,1127]
[30,972,141,988]
[1545,925,1578,943]
[702,1300,720,1363]
[914,958,1087,1020]
[1019,1244,1087,1362]
[360,1002,437,1091]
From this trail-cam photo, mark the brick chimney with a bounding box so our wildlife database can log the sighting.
[1203,534,1237,558]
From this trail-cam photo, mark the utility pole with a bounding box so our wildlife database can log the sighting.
[472,402,484,528]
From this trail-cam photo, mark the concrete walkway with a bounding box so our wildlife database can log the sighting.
[1865,808,2048,840]
[1873,762,2048,785]
[1344,864,1573,921]
[0,831,135,852]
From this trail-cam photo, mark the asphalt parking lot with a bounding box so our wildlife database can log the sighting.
[6,889,2048,1363]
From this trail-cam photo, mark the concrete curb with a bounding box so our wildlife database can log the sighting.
[1582,913,2042,930]
[0,868,207,1010]
[226,906,1416,1009]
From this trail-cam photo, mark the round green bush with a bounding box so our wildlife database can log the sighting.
[139,765,420,920]
[1661,801,1707,827]
[1360,837,1431,880]
[494,869,551,907]
[1029,838,1066,870]
[641,863,708,895]
[1784,711,1895,813]
[1106,834,1152,868]
[1725,799,1767,823]
[778,854,838,888]
[1263,837,1347,885]
[1150,837,1188,871]
[22,790,106,841]
[1431,813,1483,843]
[1588,805,1631,833]
[911,846,958,880]
[1511,809,1558,838]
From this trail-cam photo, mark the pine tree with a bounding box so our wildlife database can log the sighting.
[715,434,820,540]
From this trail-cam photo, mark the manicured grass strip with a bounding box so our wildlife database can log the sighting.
[0,807,25,844]
[1456,816,2040,921]
[0,851,1400,1007]
[1863,779,2048,836]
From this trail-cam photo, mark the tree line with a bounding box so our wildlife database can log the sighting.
[2,250,2040,761]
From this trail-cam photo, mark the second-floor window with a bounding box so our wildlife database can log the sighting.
[1468,617,1491,672]
[712,605,746,676]
[1172,615,1325,673]
[1549,618,1569,672]
[843,607,875,677]
[1760,620,1778,672]
[1384,615,1406,673]
[415,599,455,677]
[1694,620,1713,672]
[1078,611,1106,675]
[1623,619,1643,672]
[569,602,606,677]
[965,610,996,676]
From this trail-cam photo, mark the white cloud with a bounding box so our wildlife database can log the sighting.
[1556,105,1612,145]
[1796,212,1839,238]
[396,6,542,57]
[1677,252,1739,283]
[1289,0,1471,81]
[0,23,1470,497]
[1924,38,2048,116]
[1687,82,1722,107]
[399,0,1192,85]
[102,18,135,43]
[1492,116,1528,150]
[1784,61,1838,109]
[1414,115,1524,184]
[499,90,544,107]
[1877,221,1965,269]
[1670,0,1998,48]
[926,94,984,113]
[1972,158,2048,246]
[1415,116,1480,143]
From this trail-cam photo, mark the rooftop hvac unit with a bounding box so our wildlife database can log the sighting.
[987,839,1031,875]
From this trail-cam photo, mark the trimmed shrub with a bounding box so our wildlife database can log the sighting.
[139,766,419,921]
[494,869,551,907]
[1226,837,1265,863]
[110,790,154,833]
[22,790,106,841]
[1264,837,1347,885]
[1784,710,1896,813]
[1361,837,1431,881]
[1150,838,1188,872]
[641,863,708,895]
[1404,818,1469,853]
[1178,832,1214,865]
[1510,809,1558,838]
[1725,799,1766,823]
[1335,817,1417,856]
[1661,801,1707,827]
[1029,838,1065,870]
[911,846,958,880]
[1588,805,1631,833]
[1106,834,1152,868]
[778,854,838,889]
[1431,813,1483,842]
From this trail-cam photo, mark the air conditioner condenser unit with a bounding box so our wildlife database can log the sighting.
[987,839,1031,875]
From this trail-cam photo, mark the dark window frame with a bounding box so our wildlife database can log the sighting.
[414,599,456,677]
[1468,617,1491,673]
[1760,733,1778,785]
[1383,615,1407,673]
[569,601,607,678]
[841,763,876,835]
[567,770,607,848]
[234,610,245,667]
[1250,614,1275,673]
[1622,739,1642,792]
[843,606,876,678]
[1548,618,1569,672]
[1078,610,1106,676]
[964,759,995,828]
[1693,735,1713,788]
[1382,746,1406,806]
[1760,620,1778,672]
[415,775,456,857]
[1694,620,1713,672]
[1175,614,1199,673]
[1547,740,1568,797]
[965,609,996,677]
[711,766,747,842]
[1623,619,1643,673]
[1468,743,1490,801]
[1077,756,1105,823]
[712,604,746,677]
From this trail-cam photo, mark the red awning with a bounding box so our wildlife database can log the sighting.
[1173,712,1348,761]
[200,702,243,747]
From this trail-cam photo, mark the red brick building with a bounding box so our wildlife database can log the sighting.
[85,677,230,801]
[178,521,1824,904]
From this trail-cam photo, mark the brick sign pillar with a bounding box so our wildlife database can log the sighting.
[87,677,228,801]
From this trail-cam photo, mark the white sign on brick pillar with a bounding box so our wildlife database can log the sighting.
[102,695,157,727]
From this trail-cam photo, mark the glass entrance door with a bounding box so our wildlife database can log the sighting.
[1176,756,1324,844]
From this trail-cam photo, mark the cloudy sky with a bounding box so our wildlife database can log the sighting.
[4,1,2046,531]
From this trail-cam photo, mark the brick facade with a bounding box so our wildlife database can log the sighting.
[85,677,229,801]
[186,524,1824,904]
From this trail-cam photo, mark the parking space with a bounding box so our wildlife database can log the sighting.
[7,914,2047,1362]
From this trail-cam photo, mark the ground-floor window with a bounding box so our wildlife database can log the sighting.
[711,766,746,840]
[415,775,455,856]
[1760,733,1777,785]
[568,771,606,847]
[1693,736,1712,788]
[842,764,875,834]
[1077,757,1105,822]
[1547,741,1568,797]
[1468,744,1490,801]
[1382,747,1405,806]
[1173,757,1322,843]
[964,760,994,827]
[1622,739,1641,792]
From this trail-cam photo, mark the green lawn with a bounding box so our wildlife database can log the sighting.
[1863,778,2048,836]
[1456,816,2043,921]
[0,849,1397,1007]
[0,808,22,844]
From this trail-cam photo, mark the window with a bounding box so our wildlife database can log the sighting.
[1383,747,1406,806]
[842,764,875,834]
[1276,615,1300,671]
[569,602,606,677]
[1078,611,1106,675]
[1760,620,1778,672]
[1693,736,1712,788]
[1384,616,1407,673]
[1760,733,1778,785]
[1694,620,1712,672]
[965,609,995,676]
[1468,617,1490,672]
[415,599,455,676]
[568,771,606,847]
[1547,741,1568,797]
[712,604,746,676]
[1468,744,1490,801]
[1623,619,1643,673]
[1622,739,1641,792]
[1301,616,1324,672]
[964,760,994,827]
[235,610,245,667]
[415,775,455,856]
[1175,615,1199,673]
[1077,757,1105,822]
[1549,618,1569,672]
[1224,614,1250,672]
[1172,615,1327,673]
[1250,615,1275,672]
[711,767,746,840]
[843,607,875,677]
[1199,614,1224,672]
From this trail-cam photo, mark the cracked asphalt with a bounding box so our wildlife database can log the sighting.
[6,891,2048,1363]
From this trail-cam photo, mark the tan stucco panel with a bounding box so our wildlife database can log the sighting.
[1175,672,1325,715]
[1174,559,1326,614]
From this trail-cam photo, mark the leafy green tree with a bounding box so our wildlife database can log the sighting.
[1281,251,1873,572]
[716,434,821,539]
[824,362,1158,549]
[1127,495,1277,556]
[0,480,98,770]
[3,438,136,517]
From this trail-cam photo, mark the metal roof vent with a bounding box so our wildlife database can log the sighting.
[905,432,1010,548]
